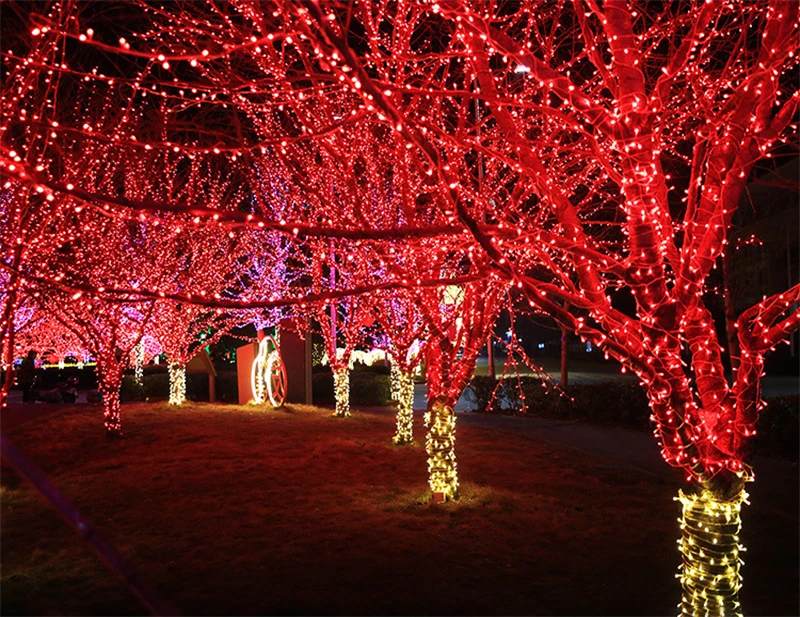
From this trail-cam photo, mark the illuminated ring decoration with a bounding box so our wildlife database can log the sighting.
[250,338,269,404]
[251,336,286,407]
[265,350,287,407]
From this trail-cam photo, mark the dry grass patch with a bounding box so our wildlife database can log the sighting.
[1,402,796,615]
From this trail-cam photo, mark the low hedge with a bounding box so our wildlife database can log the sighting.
[312,369,391,406]
[120,372,214,402]
[470,376,798,460]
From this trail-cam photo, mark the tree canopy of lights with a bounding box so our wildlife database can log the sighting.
[1,1,798,613]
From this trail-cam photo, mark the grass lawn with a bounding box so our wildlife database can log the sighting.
[1,402,797,616]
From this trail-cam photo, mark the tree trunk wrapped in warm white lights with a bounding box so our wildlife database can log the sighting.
[392,368,415,445]
[133,341,145,385]
[418,281,506,501]
[424,397,458,501]
[677,485,748,617]
[332,366,350,417]
[168,361,187,406]
[389,357,402,402]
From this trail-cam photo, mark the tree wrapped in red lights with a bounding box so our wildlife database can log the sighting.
[35,292,151,437]
[419,275,508,501]
[147,226,252,405]
[22,204,172,436]
[12,309,88,367]
[373,288,425,445]
[3,2,799,611]
[152,301,222,406]
[309,238,377,418]
[298,0,799,610]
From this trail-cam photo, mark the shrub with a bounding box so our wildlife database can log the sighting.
[143,363,168,375]
[119,371,219,403]
[352,362,390,375]
[312,368,391,406]
[143,373,169,400]
[469,377,506,413]
[470,376,498,413]
[471,376,568,416]
[469,376,798,461]
[521,378,571,418]
[120,376,145,402]
[34,366,97,390]
[566,382,650,429]
[38,389,63,404]
[350,371,391,405]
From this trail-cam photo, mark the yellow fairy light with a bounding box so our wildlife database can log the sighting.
[332,366,350,417]
[392,368,414,445]
[168,361,186,405]
[676,487,749,617]
[389,358,402,402]
[134,341,145,385]
[424,399,458,501]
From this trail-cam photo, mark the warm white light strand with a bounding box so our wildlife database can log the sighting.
[676,487,749,617]
[424,399,458,500]
[392,368,414,445]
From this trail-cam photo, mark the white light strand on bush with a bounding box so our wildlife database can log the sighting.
[322,347,388,369]
[168,362,186,406]
[424,400,458,501]
[676,487,749,617]
[392,368,415,445]
[332,366,351,417]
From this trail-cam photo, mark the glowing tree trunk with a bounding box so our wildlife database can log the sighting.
[0,246,24,409]
[422,310,494,502]
[677,487,747,616]
[424,341,463,502]
[374,290,426,445]
[392,367,415,445]
[133,341,145,385]
[168,362,186,406]
[332,366,350,417]
[424,395,458,500]
[389,357,402,402]
[95,353,123,438]
[0,301,17,409]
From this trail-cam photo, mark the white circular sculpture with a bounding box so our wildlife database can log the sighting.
[251,335,286,407]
